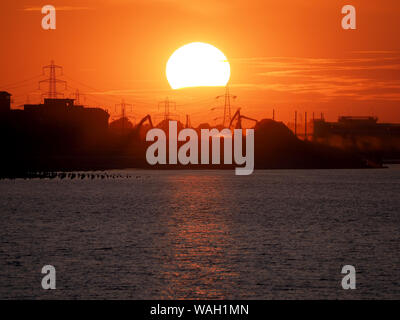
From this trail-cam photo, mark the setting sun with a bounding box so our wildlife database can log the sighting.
[166,42,231,90]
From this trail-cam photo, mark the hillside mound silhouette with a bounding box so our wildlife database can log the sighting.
[254,119,367,169]
[109,117,134,131]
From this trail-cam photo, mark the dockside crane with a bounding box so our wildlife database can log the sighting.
[229,108,258,129]
[131,114,154,140]
[136,114,154,130]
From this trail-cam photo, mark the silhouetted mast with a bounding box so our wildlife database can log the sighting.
[185,114,192,128]
[305,111,308,140]
[74,89,84,105]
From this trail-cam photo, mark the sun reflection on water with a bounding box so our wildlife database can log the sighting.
[158,174,240,299]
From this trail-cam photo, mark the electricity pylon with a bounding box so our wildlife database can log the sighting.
[158,97,177,122]
[216,86,236,127]
[115,99,133,132]
[39,60,67,100]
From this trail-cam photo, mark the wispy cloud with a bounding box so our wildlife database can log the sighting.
[23,6,92,12]
[231,54,400,102]
[351,50,400,55]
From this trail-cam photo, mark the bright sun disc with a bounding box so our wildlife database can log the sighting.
[166,42,230,89]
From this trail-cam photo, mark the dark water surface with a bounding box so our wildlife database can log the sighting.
[0,167,399,299]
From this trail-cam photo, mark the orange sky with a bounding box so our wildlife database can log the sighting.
[1,0,400,125]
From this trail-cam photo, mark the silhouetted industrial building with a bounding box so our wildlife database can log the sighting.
[0,96,110,156]
[314,116,400,138]
[313,116,400,160]
[23,98,109,132]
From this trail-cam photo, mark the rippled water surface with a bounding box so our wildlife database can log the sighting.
[0,167,399,299]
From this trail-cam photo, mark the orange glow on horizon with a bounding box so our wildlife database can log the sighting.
[0,0,400,126]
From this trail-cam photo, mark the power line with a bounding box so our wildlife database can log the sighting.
[0,74,42,89]
[63,73,155,107]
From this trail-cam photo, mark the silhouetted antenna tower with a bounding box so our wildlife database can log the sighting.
[39,60,67,100]
[216,86,236,127]
[74,89,85,105]
[158,97,177,121]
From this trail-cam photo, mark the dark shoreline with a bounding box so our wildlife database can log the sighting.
[0,164,386,180]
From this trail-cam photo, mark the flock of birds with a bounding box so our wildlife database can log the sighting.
[3,172,146,180]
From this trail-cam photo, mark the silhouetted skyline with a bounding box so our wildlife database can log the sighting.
[1,0,400,125]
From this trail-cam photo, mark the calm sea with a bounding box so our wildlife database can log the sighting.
[0,167,399,299]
